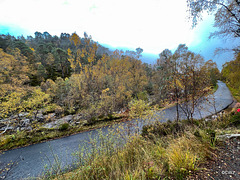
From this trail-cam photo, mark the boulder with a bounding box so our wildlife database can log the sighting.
[36,113,44,119]
[20,119,30,126]
[42,115,73,129]
[0,126,14,131]
[19,112,29,117]
[218,134,240,139]
[20,127,25,131]
[74,119,88,126]
[205,118,211,122]
[43,113,56,121]
[57,115,73,124]
[73,114,83,121]
[25,126,33,131]
[42,122,56,129]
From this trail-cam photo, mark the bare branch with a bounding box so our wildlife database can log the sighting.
[0,122,10,135]
[216,2,240,24]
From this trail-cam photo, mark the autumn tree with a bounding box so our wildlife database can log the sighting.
[0,48,30,88]
[68,33,98,73]
[0,48,51,128]
[154,46,186,121]
[153,49,174,104]
[203,59,220,86]
[154,45,211,122]
[222,52,240,89]
[187,0,240,38]
[178,47,208,121]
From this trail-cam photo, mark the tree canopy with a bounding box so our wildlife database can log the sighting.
[187,0,240,39]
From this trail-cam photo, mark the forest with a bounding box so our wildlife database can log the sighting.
[0,31,221,127]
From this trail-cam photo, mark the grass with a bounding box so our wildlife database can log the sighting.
[2,82,239,179]
[0,114,125,151]
[46,134,206,180]
[212,84,218,93]
[228,86,240,102]
[40,109,240,180]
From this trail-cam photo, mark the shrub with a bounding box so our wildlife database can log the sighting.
[128,99,149,118]
[230,112,240,126]
[137,91,149,102]
[142,121,185,139]
[194,128,217,147]
[98,114,104,119]
[59,123,69,131]
[87,116,97,125]
[107,113,113,119]
[167,135,202,179]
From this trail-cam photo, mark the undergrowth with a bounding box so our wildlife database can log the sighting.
[39,110,240,180]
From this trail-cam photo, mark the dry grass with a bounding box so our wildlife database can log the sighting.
[42,108,240,180]
[46,131,211,180]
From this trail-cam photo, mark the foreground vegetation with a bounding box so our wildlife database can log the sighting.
[42,108,239,180]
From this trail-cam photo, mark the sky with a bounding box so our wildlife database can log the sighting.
[0,0,238,69]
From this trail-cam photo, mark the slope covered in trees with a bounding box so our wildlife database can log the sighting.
[221,52,240,101]
[0,31,220,138]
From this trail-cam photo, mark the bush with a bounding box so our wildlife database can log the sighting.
[87,116,97,125]
[59,123,69,131]
[137,91,149,102]
[142,121,185,139]
[128,99,149,118]
[230,112,240,126]
[167,135,204,179]
[194,128,217,147]
[107,113,113,119]
[98,114,104,119]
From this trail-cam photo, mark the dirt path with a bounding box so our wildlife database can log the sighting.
[188,137,240,180]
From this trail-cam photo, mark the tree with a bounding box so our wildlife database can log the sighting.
[203,60,220,86]
[136,47,143,59]
[0,48,30,86]
[222,52,240,89]
[153,49,174,104]
[155,45,211,122]
[187,0,240,38]
[53,48,70,78]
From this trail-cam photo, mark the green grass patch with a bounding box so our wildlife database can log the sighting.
[228,86,240,102]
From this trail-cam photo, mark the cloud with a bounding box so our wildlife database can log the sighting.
[0,0,237,68]
[0,0,195,54]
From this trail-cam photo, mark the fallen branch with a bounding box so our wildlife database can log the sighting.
[0,122,10,135]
